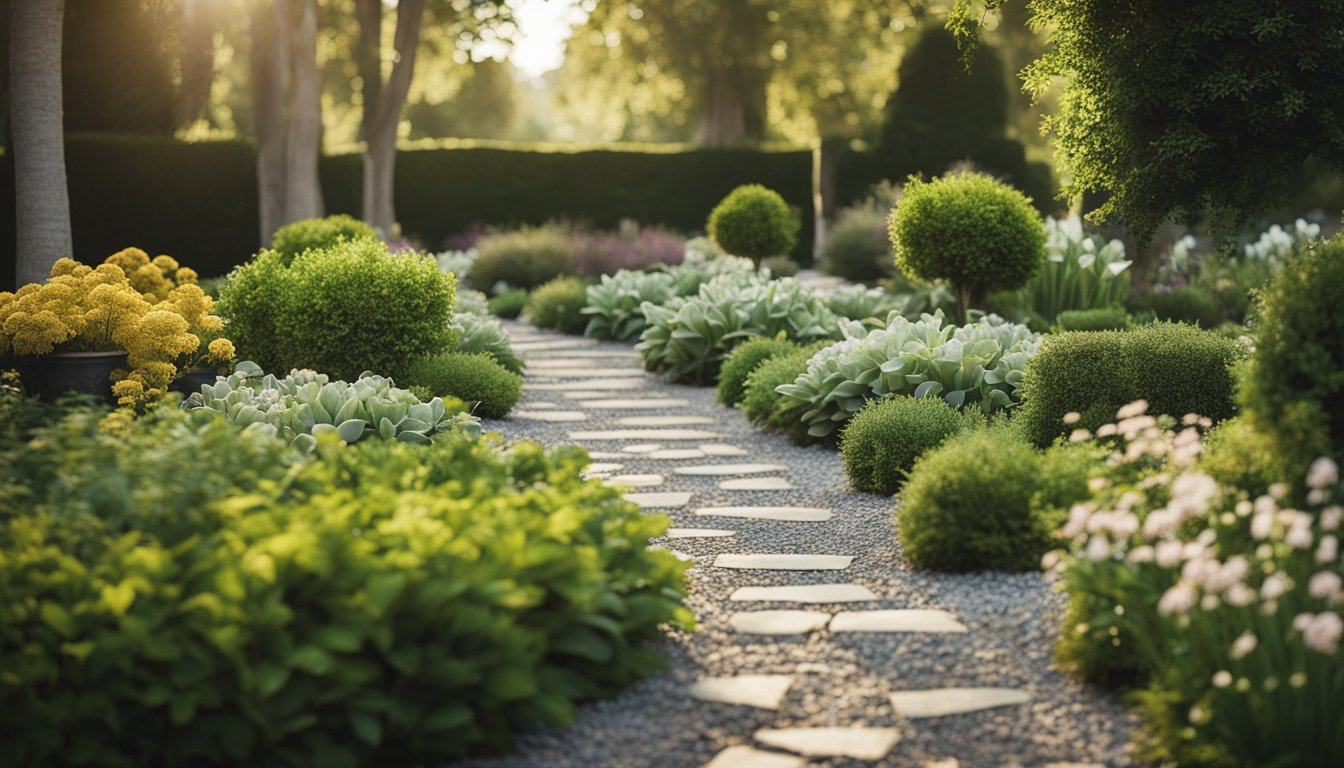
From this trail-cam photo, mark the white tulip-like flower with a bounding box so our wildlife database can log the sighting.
[1229,631,1258,660]
[1300,612,1343,654]
[1317,535,1338,564]
[1158,581,1197,616]
[1305,457,1337,491]
[1309,572,1342,600]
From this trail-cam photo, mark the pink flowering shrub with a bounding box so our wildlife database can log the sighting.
[572,226,685,277]
[1049,401,1344,766]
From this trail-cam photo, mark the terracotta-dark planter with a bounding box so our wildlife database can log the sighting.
[26,351,129,403]
[170,370,223,396]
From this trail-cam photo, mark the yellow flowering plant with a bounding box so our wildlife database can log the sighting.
[0,254,233,407]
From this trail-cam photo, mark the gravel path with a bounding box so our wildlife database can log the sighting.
[455,320,1139,768]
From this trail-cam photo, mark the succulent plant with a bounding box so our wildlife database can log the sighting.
[182,361,479,451]
[452,312,522,373]
[823,284,907,324]
[454,288,491,316]
[775,311,1040,440]
[582,270,677,341]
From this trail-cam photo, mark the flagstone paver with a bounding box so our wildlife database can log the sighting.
[645,449,710,460]
[729,584,878,603]
[582,462,624,475]
[616,415,717,426]
[569,429,723,441]
[688,675,794,710]
[713,554,854,571]
[585,398,690,409]
[624,491,693,509]
[719,477,795,490]
[603,474,666,488]
[828,610,969,634]
[527,368,647,378]
[729,610,831,635]
[702,746,805,768]
[622,443,664,453]
[523,357,642,368]
[512,410,589,422]
[667,528,737,539]
[529,379,648,391]
[696,506,833,522]
[700,444,750,457]
[674,464,788,476]
[887,687,1032,718]
[753,726,901,760]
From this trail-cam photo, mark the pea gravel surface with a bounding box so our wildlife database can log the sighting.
[454,321,1140,768]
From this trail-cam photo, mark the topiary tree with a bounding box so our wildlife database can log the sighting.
[889,172,1045,323]
[706,184,799,266]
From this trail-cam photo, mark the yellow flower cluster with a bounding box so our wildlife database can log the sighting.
[1,253,235,407]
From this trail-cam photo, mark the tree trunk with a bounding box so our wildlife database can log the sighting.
[172,0,217,129]
[250,2,287,245]
[10,0,73,286]
[696,70,747,144]
[354,0,381,143]
[283,0,323,223]
[362,0,424,237]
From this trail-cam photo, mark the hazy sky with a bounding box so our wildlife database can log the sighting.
[500,0,585,78]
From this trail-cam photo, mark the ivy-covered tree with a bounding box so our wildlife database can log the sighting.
[952,0,1344,241]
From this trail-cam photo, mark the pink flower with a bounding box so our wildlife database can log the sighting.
[1322,507,1342,531]
[1086,536,1112,562]
[1261,572,1293,601]
[1318,535,1338,564]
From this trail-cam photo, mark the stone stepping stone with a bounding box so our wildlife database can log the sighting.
[667,528,736,539]
[688,675,794,710]
[522,349,641,359]
[569,429,722,441]
[829,610,968,634]
[645,449,709,460]
[512,410,588,422]
[585,451,626,460]
[729,610,831,635]
[696,506,833,522]
[583,462,624,475]
[528,380,647,391]
[621,443,664,453]
[527,368,646,378]
[700,444,750,457]
[602,474,665,488]
[714,554,853,571]
[674,463,787,477]
[523,357,641,369]
[562,391,626,399]
[887,687,1031,719]
[703,746,805,768]
[584,398,690,409]
[754,726,901,760]
[624,491,692,509]
[511,340,596,352]
[730,584,878,603]
[522,402,559,409]
[616,415,716,427]
[720,477,794,491]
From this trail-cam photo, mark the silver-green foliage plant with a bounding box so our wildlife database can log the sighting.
[824,284,906,324]
[776,310,1041,439]
[637,276,841,385]
[435,248,477,284]
[452,312,522,373]
[183,361,479,450]
[454,288,491,316]
[664,251,759,296]
[582,269,676,341]
[1021,214,1131,325]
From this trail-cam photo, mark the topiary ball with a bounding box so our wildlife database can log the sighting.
[717,337,799,407]
[525,277,589,335]
[471,225,576,293]
[270,214,378,266]
[707,184,799,265]
[487,288,529,319]
[403,352,522,419]
[840,396,968,495]
[890,172,1045,320]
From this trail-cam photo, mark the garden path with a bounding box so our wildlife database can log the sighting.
[460,320,1138,768]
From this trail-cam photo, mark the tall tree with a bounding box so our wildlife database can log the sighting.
[283,0,324,221]
[10,0,73,285]
[173,0,221,129]
[361,0,426,237]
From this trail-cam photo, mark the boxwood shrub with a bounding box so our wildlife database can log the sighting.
[269,214,378,265]
[487,288,529,319]
[526,277,590,335]
[404,352,522,419]
[218,240,456,381]
[716,337,799,407]
[840,396,973,495]
[1054,306,1130,332]
[0,407,691,766]
[470,224,576,293]
[742,347,817,445]
[1015,322,1244,447]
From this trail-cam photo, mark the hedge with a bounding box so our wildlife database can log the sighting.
[0,136,815,291]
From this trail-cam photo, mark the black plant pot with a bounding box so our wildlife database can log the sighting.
[26,351,129,403]
[170,370,222,396]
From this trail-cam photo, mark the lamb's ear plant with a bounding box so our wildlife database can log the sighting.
[582,270,677,341]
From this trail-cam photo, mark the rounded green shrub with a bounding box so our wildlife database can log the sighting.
[487,288,529,319]
[1241,237,1344,467]
[219,240,455,380]
[761,256,799,278]
[526,276,590,335]
[1129,285,1223,328]
[840,396,968,495]
[0,407,690,766]
[898,427,1089,571]
[1055,306,1130,332]
[741,347,818,445]
[717,337,799,407]
[823,207,892,282]
[404,352,522,419]
[471,224,576,293]
[890,172,1046,322]
[706,184,799,266]
[270,214,378,265]
[1015,323,1244,447]
[1199,415,1292,498]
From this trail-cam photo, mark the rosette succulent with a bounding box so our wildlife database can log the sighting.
[451,312,522,373]
[582,270,677,341]
[182,361,479,450]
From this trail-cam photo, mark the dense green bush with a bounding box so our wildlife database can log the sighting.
[404,352,522,419]
[706,184,799,266]
[1198,416,1291,498]
[1241,238,1344,468]
[777,311,1040,442]
[890,172,1046,322]
[824,208,893,282]
[452,313,523,374]
[898,427,1089,571]
[1128,286,1222,328]
[582,270,676,341]
[526,277,590,335]
[637,276,839,385]
[841,396,971,495]
[1055,306,1130,332]
[269,214,378,265]
[0,408,690,766]
[218,240,456,381]
[471,225,576,293]
[741,348,819,445]
[1015,323,1245,447]
[717,337,800,407]
[488,288,529,319]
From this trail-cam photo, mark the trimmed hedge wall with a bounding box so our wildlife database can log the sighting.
[833,142,1056,216]
[1,136,814,290]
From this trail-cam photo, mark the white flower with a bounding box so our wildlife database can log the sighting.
[1145,508,1181,540]
[1127,545,1155,564]
[1261,572,1293,601]
[1225,584,1256,607]
[1062,503,1094,539]
[1309,572,1342,600]
[1158,581,1198,615]
[1155,540,1184,568]
[1041,550,1061,571]
[1212,670,1232,688]
[1230,631,1258,660]
[1318,535,1338,564]
[1270,483,1290,500]
[1308,488,1330,506]
[1307,457,1339,490]
[1063,411,1081,425]
[1086,536,1112,562]
[1301,612,1343,654]
[1322,507,1342,531]
[1204,556,1249,593]
[1069,428,1092,444]
[1088,477,1109,492]
[1251,513,1275,540]
[1287,523,1315,550]
[1116,400,1150,420]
